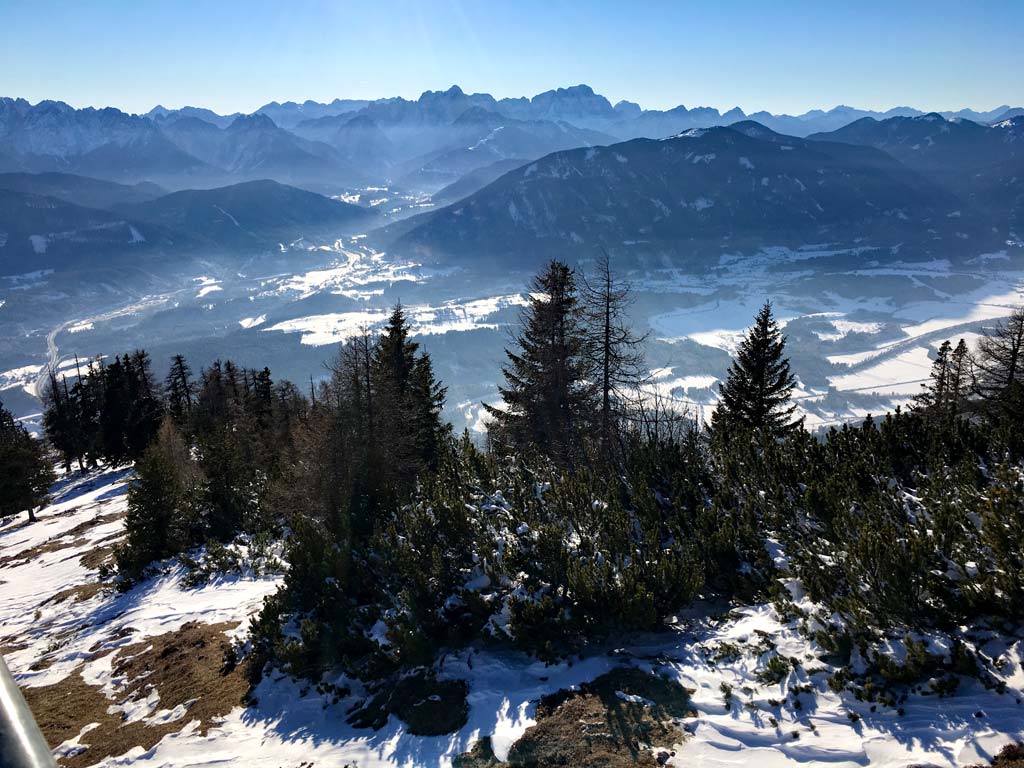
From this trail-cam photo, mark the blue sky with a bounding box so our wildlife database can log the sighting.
[1,0,1022,115]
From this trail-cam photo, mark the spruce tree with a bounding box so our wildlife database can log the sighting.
[0,399,55,522]
[372,306,447,486]
[712,301,801,438]
[117,418,200,582]
[42,370,77,472]
[485,260,594,463]
[165,354,196,427]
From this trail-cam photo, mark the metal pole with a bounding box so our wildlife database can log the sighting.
[0,655,55,768]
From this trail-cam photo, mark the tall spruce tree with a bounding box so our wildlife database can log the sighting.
[712,301,801,437]
[485,260,594,463]
[165,354,195,427]
[372,306,447,487]
[0,399,55,522]
[117,418,200,582]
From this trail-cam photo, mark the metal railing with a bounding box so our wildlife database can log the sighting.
[0,655,55,768]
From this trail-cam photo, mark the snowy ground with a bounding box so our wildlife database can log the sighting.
[2,468,1023,767]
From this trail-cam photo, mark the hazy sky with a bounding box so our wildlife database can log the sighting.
[2,0,1022,115]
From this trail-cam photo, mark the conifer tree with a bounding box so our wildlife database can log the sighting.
[915,339,971,424]
[117,418,200,582]
[372,306,447,486]
[485,260,594,463]
[0,399,55,522]
[712,301,801,437]
[42,370,78,472]
[165,354,195,427]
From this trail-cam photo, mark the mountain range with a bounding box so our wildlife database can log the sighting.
[3,86,1020,198]
[2,86,1022,277]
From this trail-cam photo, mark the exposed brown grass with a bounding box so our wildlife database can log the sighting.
[41,581,106,607]
[457,668,694,768]
[22,620,247,767]
[79,543,118,571]
[0,511,125,569]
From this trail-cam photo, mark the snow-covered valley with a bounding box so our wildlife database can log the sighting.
[6,236,1021,437]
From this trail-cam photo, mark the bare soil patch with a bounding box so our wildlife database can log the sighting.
[456,668,695,768]
[22,620,247,767]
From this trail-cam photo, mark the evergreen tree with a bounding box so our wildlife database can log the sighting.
[372,306,447,487]
[485,260,594,463]
[125,350,164,458]
[117,417,201,582]
[915,339,972,425]
[712,301,801,438]
[41,370,78,472]
[0,399,55,522]
[165,354,195,427]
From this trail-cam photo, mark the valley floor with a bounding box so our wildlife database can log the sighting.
[2,467,1023,766]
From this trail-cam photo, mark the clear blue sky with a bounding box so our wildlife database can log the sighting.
[1,0,1021,115]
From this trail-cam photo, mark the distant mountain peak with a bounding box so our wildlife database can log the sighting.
[228,112,277,131]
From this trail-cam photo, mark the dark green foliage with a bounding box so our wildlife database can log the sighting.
[712,301,801,438]
[116,418,200,583]
[346,671,469,736]
[42,351,163,469]
[484,260,595,464]
[35,291,1024,716]
[0,398,55,521]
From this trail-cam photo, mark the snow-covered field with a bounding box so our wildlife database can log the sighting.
[2,468,1023,767]
[641,247,1024,429]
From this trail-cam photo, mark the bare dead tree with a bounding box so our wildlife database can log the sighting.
[581,251,649,461]
[974,306,1024,415]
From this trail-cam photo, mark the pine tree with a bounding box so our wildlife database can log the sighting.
[42,370,77,472]
[117,418,200,582]
[165,354,195,427]
[125,350,164,458]
[915,339,972,425]
[485,260,594,463]
[914,340,952,414]
[372,306,447,487]
[0,399,55,522]
[712,301,801,438]
[581,252,647,461]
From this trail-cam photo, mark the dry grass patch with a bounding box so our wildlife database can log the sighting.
[79,543,118,571]
[457,668,695,768]
[0,511,125,569]
[41,581,107,607]
[22,620,248,767]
